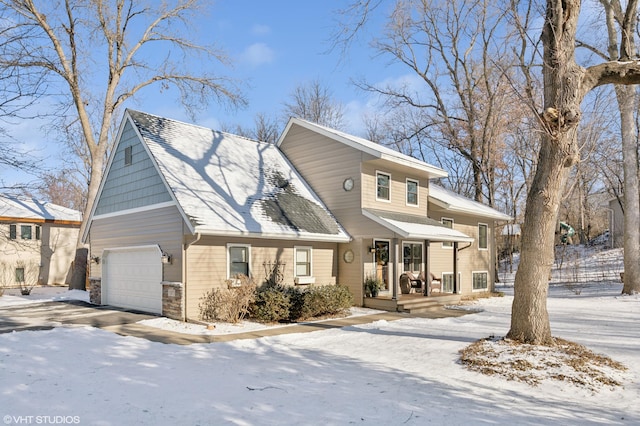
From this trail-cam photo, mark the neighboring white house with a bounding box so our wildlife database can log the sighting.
[0,195,82,286]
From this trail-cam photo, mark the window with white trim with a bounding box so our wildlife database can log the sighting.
[228,245,250,278]
[473,271,488,291]
[441,272,462,293]
[478,223,488,250]
[406,178,419,206]
[441,218,454,248]
[9,224,16,240]
[294,246,312,277]
[35,225,41,240]
[402,242,422,273]
[376,172,390,201]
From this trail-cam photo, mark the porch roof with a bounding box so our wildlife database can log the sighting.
[362,209,474,243]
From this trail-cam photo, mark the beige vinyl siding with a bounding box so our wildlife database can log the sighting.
[361,161,429,216]
[184,236,338,320]
[88,205,183,283]
[279,123,374,236]
[0,222,79,285]
[337,240,364,304]
[427,211,494,295]
[44,225,80,285]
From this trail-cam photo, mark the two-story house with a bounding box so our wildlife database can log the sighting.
[84,110,511,320]
[0,195,82,287]
[278,118,512,310]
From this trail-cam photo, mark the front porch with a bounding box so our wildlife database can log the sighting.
[364,292,462,314]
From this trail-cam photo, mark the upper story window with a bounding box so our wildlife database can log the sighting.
[9,224,16,240]
[21,225,32,240]
[228,244,250,278]
[442,218,454,248]
[124,146,133,166]
[35,225,41,240]
[376,171,390,201]
[406,179,419,206]
[294,246,312,277]
[478,223,488,250]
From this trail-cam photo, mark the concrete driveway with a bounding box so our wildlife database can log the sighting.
[0,299,158,334]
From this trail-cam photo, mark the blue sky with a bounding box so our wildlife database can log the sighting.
[2,1,405,188]
[132,0,398,134]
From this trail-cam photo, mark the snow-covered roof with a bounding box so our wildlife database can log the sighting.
[428,184,512,221]
[362,209,474,243]
[0,195,82,223]
[126,110,350,242]
[278,118,448,178]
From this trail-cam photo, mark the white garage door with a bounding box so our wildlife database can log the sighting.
[103,245,162,314]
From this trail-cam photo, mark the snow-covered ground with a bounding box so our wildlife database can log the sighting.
[0,246,638,425]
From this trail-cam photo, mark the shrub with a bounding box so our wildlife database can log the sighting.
[251,285,291,323]
[293,284,353,321]
[199,275,257,324]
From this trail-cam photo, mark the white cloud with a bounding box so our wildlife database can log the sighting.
[239,42,275,66]
[251,24,271,36]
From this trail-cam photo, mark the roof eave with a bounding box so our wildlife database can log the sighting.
[193,227,352,243]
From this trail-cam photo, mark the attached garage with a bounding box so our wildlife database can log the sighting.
[102,245,163,314]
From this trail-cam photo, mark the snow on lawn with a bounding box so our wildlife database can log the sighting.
[0,247,638,425]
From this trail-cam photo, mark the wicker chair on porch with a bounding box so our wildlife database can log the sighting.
[399,272,423,294]
[424,272,442,294]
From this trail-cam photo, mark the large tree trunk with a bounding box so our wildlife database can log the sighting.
[69,146,107,291]
[507,0,583,345]
[617,86,640,294]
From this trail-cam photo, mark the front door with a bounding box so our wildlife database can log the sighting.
[374,240,390,291]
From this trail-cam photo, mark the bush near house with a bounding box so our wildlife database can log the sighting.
[205,281,354,324]
[199,275,257,324]
[253,283,353,323]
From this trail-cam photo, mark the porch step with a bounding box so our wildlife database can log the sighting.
[396,294,462,314]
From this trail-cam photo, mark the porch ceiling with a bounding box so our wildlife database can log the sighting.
[362,208,474,243]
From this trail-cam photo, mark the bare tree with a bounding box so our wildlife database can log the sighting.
[0,0,245,289]
[224,112,281,144]
[508,0,640,344]
[282,79,347,130]
[598,0,640,295]
[340,0,518,205]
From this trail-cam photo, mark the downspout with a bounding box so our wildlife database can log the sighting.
[453,242,472,294]
[183,232,202,321]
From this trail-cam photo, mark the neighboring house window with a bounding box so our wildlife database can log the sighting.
[473,271,488,291]
[406,179,419,206]
[402,242,422,273]
[376,172,390,201]
[478,223,488,250]
[21,225,32,240]
[124,146,133,166]
[9,224,16,240]
[15,267,25,283]
[442,218,454,248]
[35,225,41,240]
[228,245,250,278]
[294,246,312,277]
